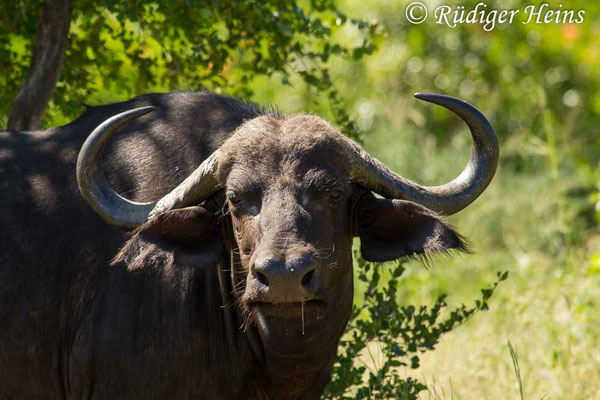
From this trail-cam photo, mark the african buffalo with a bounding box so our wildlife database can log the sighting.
[0,91,498,399]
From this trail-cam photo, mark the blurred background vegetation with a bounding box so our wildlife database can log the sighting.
[1,0,599,398]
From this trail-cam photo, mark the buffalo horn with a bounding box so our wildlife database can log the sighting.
[77,107,224,229]
[346,93,498,215]
[77,107,157,230]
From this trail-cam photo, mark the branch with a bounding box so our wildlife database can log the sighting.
[7,0,74,131]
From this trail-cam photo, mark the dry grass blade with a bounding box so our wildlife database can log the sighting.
[508,339,524,400]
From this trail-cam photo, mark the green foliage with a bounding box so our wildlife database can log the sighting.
[0,0,378,138]
[330,0,600,149]
[322,255,508,400]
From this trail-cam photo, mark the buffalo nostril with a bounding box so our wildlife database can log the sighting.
[301,268,315,289]
[255,271,269,287]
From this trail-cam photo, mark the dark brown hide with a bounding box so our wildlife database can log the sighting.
[1,91,469,400]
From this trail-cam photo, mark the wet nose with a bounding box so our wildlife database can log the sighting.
[251,255,318,301]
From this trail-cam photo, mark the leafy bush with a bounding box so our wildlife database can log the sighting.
[0,0,377,139]
[323,255,508,400]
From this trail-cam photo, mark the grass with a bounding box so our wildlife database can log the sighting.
[417,340,547,400]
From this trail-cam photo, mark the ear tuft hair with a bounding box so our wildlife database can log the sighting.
[111,206,223,271]
[357,196,470,263]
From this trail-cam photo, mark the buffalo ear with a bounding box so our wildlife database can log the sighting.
[113,206,224,269]
[357,196,468,262]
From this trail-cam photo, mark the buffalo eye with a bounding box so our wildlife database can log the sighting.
[227,189,261,216]
[227,190,241,206]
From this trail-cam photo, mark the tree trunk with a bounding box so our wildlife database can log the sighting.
[7,0,74,131]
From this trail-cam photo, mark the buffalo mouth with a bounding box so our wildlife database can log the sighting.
[251,299,327,318]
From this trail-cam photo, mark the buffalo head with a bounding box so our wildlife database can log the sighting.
[76,93,497,358]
